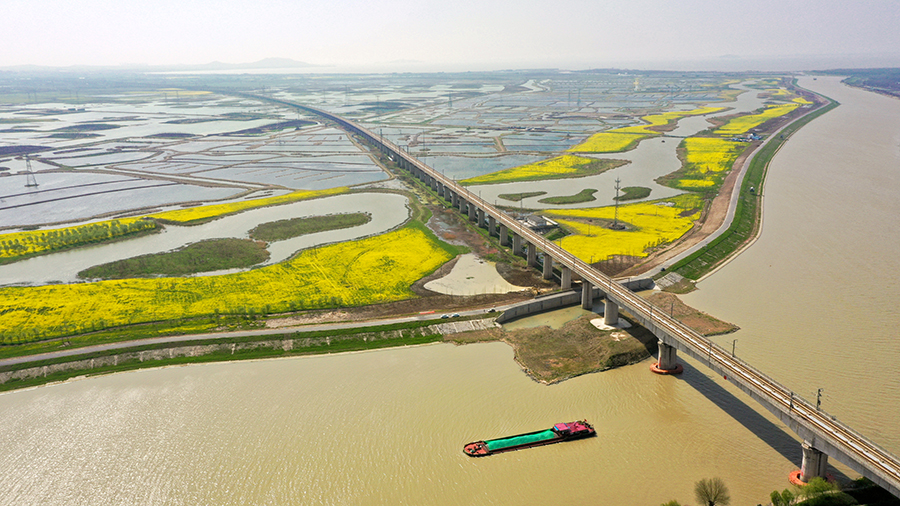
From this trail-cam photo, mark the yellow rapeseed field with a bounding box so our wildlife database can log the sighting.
[0,218,157,260]
[670,138,748,190]
[149,187,348,224]
[460,155,614,185]
[567,132,648,153]
[682,138,746,173]
[0,226,454,341]
[714,104,799,136]
[569,106,725,153]
[544,194,702,263]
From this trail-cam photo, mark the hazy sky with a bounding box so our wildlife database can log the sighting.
[4,0,900,71]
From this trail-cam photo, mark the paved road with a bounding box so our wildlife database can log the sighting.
[0,304,512,368]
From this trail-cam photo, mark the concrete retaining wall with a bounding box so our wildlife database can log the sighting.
[495,278,654,324]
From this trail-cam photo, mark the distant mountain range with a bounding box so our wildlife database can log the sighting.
[0,58,322,73]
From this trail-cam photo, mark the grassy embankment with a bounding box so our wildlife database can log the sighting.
[615,186,652,201]
[0,318,452,392]
[667,98,839,280]
[78,238,269,279]
[538,189,597,205]
[498,191,547,202]
[249,212,370,241]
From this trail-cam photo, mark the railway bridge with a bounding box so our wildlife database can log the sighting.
[266,97,900,496]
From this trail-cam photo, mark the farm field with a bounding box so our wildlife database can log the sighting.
[0,225,457,343]
[0,71,810,347]
[460,155,626,185]
[544,194,703,263]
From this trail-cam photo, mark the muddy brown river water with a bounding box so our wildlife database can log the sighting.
[0,76,897,505]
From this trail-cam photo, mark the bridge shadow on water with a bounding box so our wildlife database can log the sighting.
[675,361,852,482]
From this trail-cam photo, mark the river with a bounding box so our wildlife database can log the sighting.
[0,76,896,505]
[682,75,900,452]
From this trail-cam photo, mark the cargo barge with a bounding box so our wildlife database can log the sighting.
[463,420,595,457]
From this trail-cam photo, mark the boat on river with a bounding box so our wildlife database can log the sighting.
[463,420,595,457]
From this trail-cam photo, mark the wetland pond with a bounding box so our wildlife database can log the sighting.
[0,192,410,286]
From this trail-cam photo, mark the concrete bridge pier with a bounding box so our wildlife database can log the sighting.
[488,216,497,237]
[798,441,829,483]
[651,340,683,374]
[458,198,467,213]
[542,255,553,280]
[476,208,486,228]
[604,299,618,325]
[451,192,459,208]
[467,203,477,221]
[526,243,537,267]
[512,234,523,256]
[500,225,509,246]
[561,266,572,289]
[581,281,593,309]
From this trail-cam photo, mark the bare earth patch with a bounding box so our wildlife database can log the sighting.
[446,314,658,384]
[644,292,739,336]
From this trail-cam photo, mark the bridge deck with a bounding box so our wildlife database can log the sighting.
[268,96,900,497]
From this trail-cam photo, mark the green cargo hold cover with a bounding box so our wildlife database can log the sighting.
[485,429,558,451]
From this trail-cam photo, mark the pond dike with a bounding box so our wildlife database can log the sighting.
[0,319,498,387]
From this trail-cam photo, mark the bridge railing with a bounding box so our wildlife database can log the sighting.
[284,98,900,487]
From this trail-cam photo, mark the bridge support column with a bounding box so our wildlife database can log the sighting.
[527,243,537,267]
[651,341,683,374]
[796,441,829,484]
[451,192,459,208]
[542,255,553,280]
[604,299,618,326]
[468,203,477,221]
[437,182,443,195]
[512,234,523,255]
[561,266,572,289]
[458,198,467,213]
[476,208,485,228]
[488,216,497,236]
[581,281,593,310]
[500,225,509,246]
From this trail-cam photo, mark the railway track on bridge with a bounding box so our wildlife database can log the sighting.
[259,95,900,496]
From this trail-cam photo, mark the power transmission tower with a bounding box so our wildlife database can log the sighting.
[24,157,39,188]
[612,178,621,229]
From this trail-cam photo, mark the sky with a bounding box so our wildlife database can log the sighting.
[3,0,900,72]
